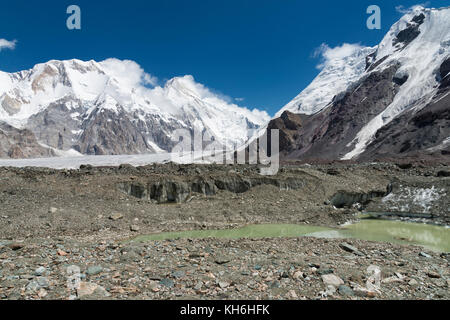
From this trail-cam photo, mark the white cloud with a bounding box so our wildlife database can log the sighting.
[313,43,365,70]
[99,58,158,87]
[395,3,429,14]
[0,38,17,51]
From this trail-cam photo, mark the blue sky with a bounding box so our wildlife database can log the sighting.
[0,0,448,116]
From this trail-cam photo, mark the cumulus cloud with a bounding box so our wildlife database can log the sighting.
[99,58,158,88]
[313,43,365,70]
[235,97,245,102]
[0,38,17,51]
[395,3,429,14]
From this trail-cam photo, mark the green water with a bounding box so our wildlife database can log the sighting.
[131,220,450,252]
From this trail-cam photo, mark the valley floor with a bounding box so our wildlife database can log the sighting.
[0,162,448,300]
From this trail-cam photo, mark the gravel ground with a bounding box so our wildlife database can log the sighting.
[0,162,448,300]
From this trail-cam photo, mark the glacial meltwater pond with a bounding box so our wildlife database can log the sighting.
[131,220,450,252]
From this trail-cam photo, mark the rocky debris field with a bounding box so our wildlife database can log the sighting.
[0,162,449,300]
[0,237,448,300]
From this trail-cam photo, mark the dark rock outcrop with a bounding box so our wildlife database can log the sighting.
[119,175,306,203]
[439,57,450,90]
[273,65,401,161]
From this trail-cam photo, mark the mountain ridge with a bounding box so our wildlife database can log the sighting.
[0,59,269,158]
[268,6,450,162]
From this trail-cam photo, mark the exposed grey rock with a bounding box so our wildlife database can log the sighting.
[86,266,103,276]
[109,213,123,221]
[34,267,46,276]
[338,285,355,296]
[321,274,344,287]
[0,122,54,159]
[339,243,364,256]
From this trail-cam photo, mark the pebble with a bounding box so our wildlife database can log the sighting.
[130,225,140,232]
[321,274,344,287]
[109,213,124,221]
[427,271,441,279]
[338,285,354,296]
[48,207,58,214]
[339,243,364,256]
[419,252,432,258]
[34,267,46,276]
[86,266,103,276]
[160,278,175,288]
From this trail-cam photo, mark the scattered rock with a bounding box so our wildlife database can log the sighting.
[86,266,103,276]
[48,207,58,214]
[419,252,432,258]
[427,271,441,279]
[339,242,364,256]
[338,285,354,296]
[130,225,140,232]
[214,256,231,265]
[8,243,24,251]
[321,274,344,287]
[77,282,110,299]
[171,271,185,279]
[36,277,50,289]
[160,278,175,288]
[408,279,419,286]
[34,266,46,276]
[109,213,124,221]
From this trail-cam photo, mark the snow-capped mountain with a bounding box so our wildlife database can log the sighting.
[276,44,376,117]
[0,59,269,158]
[270,6,450,162]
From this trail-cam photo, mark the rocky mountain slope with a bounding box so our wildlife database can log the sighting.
[0,59,269,158]
[271,6,450,162]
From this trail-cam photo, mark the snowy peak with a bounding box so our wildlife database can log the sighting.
[271,6,450,162]
[279,6,450,120]
[0,59,270,158]
[277,44,375,117]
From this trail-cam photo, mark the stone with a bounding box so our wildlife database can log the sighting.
[408,279,419,286]
[34,266,46,276]
[338,285,354,296]
[419,252,432,258]
[382,276,403,284]
[214,256,231,265]
[288,290,298,299]
[321,274,344,287]
[218,281,230,289]
[339,242,364,256]
[8,243,24,251]
[86,265,103,276]
[57,249,68,256]
[130,225,140,232]
[293,270,304,280]
[317,269,334,276]
[26,280,40,292]
[427,271,441,279]
[353,286,373,298]
[160,278,175,288]
[48,207,58,214]
[38,288,48,298]
[110,213,123,221]
[77,282,110,299]
[171,270,185,279]
[36,277,50,288]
